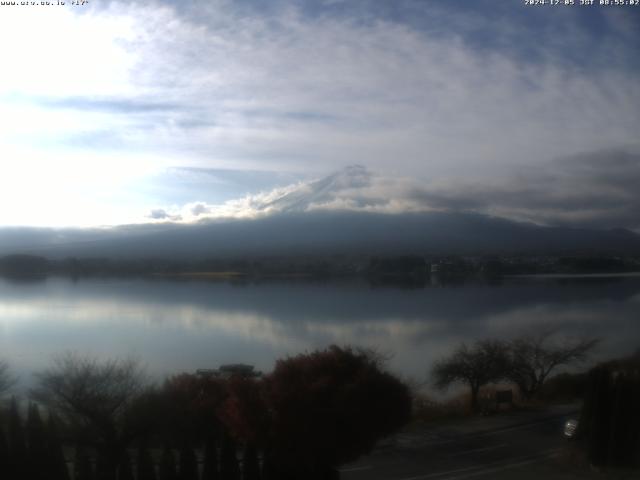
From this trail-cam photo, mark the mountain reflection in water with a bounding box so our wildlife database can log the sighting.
[0,274,638,387]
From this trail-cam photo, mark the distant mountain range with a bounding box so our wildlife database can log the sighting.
[1,165,639,260]
[1,210,639,259]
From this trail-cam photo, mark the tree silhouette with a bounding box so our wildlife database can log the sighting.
[32,353,148,479]
[136,442,157,480]
[432,340,510,412]
[242,444,261,480]
[219,432,240,480]
[219,376,268,449]
[0,427,9,479]
[8,397,28,479]
[46,413,70,480]
[74,445,94,480]
[507,332,599,400]
[27,403,48,480]
[580,351,640,468]
[201,436,219,480]
[179,443,198,480]
[160,373,226,445]
[159,446,178,480]
[96,450,113,480]
[260,453,279,480]
[263,346,411,478]
[117,451,135,480]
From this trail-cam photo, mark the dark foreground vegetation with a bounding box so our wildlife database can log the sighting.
[576,351,640,469]
[0,347,411,480]
[431,331,599,412]
[1,338,638,478]
[428,335,640,471]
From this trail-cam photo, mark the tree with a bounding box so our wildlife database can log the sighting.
[432,340,510,412]
[8,397,28,479]
[159,373,227,445]
[201,436,219,480]
[219,376,269,448]
[219,432,240,480]
[178,443,198,480]
[27,403,48,480]
[507,332,599,400]
[263,346,412,479]
[117,451,135,480]
[32,353,148,480]
[46,413,71,480]
[579,351,640,468]
[0,254,48,276]
[0,428,9,480]
[136,443,157,480]
[242,444,261,480]
[74,445,93,480]
[159,446,178,480]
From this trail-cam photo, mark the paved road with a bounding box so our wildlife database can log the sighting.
[340,405,585,480]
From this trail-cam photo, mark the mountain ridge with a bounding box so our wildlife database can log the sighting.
[1,210,639,260]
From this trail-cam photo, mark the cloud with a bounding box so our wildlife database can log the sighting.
[147,209,182,222]
[119,1,640,177]
[159,149,640,232]
[1,1,639,227]
[190,204,211,216]
[39,97,181,114]
[484,150,640,229]
[9,0,635,177]
[397,149,640,230]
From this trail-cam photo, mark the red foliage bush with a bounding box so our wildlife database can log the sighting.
[160,346,412,476]
[261,346,412,472]
[219,376,269,445]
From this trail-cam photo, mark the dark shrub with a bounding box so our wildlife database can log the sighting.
[263,346,411,476]
[579,352,640,468]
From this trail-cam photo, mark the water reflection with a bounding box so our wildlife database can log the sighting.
[0,275,639,387]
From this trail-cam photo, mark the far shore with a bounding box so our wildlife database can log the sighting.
[151,271,316,279]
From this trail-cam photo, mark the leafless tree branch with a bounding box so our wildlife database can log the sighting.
[507,332,599,399]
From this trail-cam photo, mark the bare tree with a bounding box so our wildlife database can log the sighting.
[507,331,599,400]
[431,340,510,412]
[31,352,148,480]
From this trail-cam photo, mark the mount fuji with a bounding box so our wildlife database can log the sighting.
[1,166,639,259]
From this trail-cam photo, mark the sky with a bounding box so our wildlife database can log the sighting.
[0,0,639,229]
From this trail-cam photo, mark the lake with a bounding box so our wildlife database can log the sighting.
[1,274,639,390]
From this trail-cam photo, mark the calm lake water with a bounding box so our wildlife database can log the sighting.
[1,274,639,389]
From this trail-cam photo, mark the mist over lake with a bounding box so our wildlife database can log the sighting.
[2,274,638,389]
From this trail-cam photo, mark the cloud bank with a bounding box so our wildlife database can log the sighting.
[152,149,640,232]
[1,1,639,227]
[104,0,640,177]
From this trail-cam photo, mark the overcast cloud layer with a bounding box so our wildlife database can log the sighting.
[152,149,639,232]
[0,0,638,227]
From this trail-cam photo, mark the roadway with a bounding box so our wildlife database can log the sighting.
[339,405,597,480]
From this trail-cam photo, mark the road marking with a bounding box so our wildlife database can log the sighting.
[448,443,507,457]
[395,448,560,480]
